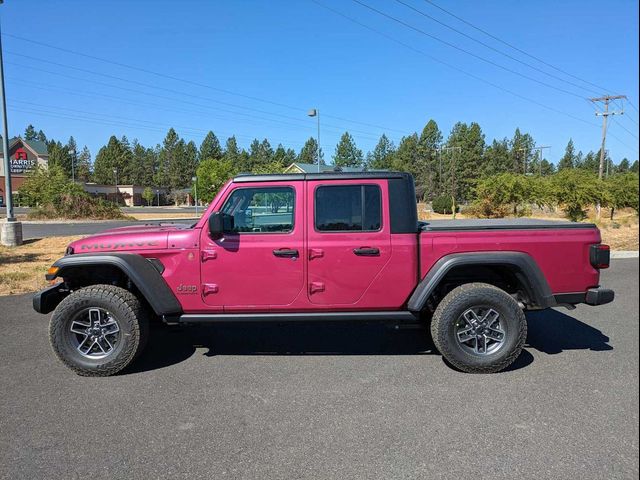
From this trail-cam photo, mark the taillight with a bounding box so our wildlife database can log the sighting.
[590,244,610,269]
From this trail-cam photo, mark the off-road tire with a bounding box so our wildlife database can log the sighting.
[430,283,527,373]
[49,285,149,376]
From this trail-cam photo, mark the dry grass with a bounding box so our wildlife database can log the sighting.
[0,236,81,296]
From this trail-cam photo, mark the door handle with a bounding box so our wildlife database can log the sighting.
[353,247,380,256]
[273,248,299,258]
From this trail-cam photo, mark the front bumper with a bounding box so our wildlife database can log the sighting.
[32,284,68,314]
[554,287,615,308]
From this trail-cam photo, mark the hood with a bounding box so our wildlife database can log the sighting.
[68,223,192,254]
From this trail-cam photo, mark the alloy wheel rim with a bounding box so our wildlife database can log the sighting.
[69,308,121,359]
[455,306,506,356]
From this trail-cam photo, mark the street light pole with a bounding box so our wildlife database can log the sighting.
[0,6,23,246]
[308,108,320,172]
[113,168,118,205]
[192,176,198,217]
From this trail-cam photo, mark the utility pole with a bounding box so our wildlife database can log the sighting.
[439,146,461,218]
[590,95,626,179]
[516,148,528,174]
[531,145,551,176]
[589,95,626,218]
[0,4,23,246]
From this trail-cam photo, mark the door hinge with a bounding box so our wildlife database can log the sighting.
[309,282,325,295]
[309,248,324,260]
[202,283,219,295]
[201,250,217,262]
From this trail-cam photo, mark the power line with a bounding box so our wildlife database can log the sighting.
[7,104,337,151]
[4,58,384,141]
[350,0,587,99]
[3,32,405,134]
[393,0,601,96]
[422,0,613,94]
[311,0,600,129]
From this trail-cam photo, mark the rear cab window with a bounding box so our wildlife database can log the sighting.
[315,184,382,232]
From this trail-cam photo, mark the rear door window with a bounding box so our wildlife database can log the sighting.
[315,184,381,232]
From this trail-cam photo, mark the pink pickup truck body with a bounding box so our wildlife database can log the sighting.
[39,172,611,322]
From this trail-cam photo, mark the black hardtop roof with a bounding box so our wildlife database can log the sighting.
[233,171,411,183]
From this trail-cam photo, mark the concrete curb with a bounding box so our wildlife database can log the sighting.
[610,251,639,259]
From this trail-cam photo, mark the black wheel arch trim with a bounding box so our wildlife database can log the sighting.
[407,251,556,312]
[40,253,182,316]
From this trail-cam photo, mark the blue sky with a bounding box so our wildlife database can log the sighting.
[2,0,638,164]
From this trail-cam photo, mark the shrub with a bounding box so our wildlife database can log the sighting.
[550,169,607,221]
[19,165,85,207]
[467,198,511,218]
[605,172,639,219]
[28,193,129,220]
[474,173,548,216]
[432,195,459,214]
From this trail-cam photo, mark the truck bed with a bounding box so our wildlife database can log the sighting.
[420,219,597,231]
[418,219,601,294]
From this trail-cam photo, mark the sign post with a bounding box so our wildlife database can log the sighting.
[0,10,23,246]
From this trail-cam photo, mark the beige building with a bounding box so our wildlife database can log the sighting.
[82,183,169,207]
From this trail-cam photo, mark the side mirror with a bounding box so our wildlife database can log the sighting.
[208,212,234,238]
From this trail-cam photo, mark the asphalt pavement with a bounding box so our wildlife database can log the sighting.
[21,218,198,239]
[0,260,638,479]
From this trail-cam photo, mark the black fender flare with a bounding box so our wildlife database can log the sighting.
[38,253,182,316]
[407,252,555,312]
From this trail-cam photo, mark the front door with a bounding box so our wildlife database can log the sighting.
[306,179,391,305]
[200,182,304,309]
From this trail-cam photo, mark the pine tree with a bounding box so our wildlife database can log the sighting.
[333,132,363,168]
[75,146,92,182]
[66,136,78,180]
[580,150,600,173]
[156,128,180,188]
[558,139,577,170]
[366,134,396,170]
[273,144,296,168]
[128,140,148,185]
[93,136,130,184]
[444,122,486,201]
[24,125,37,141]
[617,158,631,173]
[417,120,442,199]
[298,137,324,165]
[36,130,47,143]
[224,136,251,171]
[484,138,511,176]
[392,133,419,174]
[199,131,223,161]
[509,128,535,174]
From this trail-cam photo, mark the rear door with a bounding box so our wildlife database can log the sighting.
[306,179,391,305]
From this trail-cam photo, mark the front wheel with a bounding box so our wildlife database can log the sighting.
[49,285,149,376]
[430,283,527,373]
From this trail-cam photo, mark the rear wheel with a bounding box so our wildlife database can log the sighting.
[49,285,148,376]
[430,283,527,373]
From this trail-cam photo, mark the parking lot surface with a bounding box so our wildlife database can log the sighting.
[0,260,637,479]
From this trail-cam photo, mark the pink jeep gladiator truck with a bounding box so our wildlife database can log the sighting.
[33,172,613,376]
